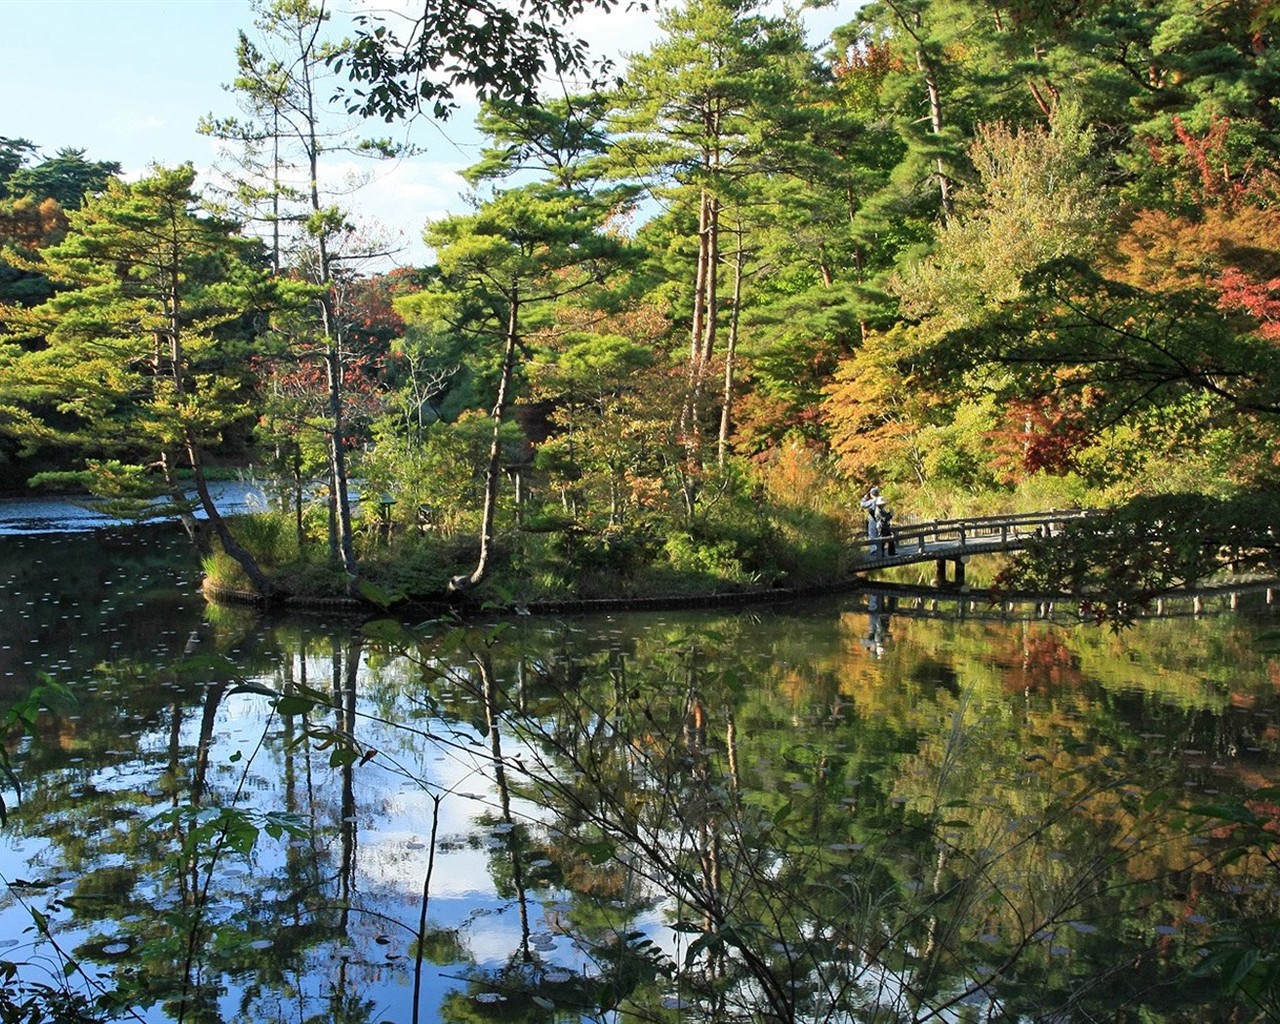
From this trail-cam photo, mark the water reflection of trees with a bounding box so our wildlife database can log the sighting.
[3,621,390,1024]
[6,605,1280,1022]
[399,616,1280,1023]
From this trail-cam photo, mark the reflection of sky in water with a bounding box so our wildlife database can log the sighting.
[0,635,606,1022]
[3,519,1279,1024]
[0,483,266,535]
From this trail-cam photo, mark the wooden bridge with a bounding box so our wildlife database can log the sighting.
[853,508,1096,586]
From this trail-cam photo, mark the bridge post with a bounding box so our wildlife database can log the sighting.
[933,556,967,587]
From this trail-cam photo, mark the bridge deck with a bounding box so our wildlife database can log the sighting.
[852,509,1094,573]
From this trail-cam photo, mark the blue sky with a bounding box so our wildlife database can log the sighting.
[1,0,856,270]
[2,1,257,173]
[0,0,490,267]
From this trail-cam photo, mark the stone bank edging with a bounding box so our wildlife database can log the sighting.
[201,576,862,616]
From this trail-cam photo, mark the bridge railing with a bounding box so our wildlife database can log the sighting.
[856,508,1097,559]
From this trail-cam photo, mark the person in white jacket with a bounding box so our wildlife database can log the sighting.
[859,487,881,552]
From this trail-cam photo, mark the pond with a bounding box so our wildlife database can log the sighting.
[0,482,266,536]
[2,521,1280,1023]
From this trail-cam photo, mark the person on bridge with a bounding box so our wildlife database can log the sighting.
[875,498,896,556]
[860,487,881,553]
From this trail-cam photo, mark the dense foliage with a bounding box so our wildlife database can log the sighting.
[3,0,1279,605]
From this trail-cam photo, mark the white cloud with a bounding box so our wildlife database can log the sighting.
[357,159,471,268]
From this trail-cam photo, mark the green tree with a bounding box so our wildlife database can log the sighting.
[0,137,38,197]
[900,115,1280,478]
[202,0,405,581]
[1010,0,1280,206]
[5,148,120,211]
[610,0,813,488]
[824,110,1112,490]
[0,146,120,312]
[723,46,911,456]
[527,324,664,530]
[385,96,635,585]
[408,182,629,587]
[335,0,621,119]
[0,165,294,598]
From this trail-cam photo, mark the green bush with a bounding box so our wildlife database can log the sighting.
[230,509,296,567]
[367,533,478,596]
[661,532,755,587]
[201,549,250,592]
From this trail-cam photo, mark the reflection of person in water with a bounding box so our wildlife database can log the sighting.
[862,592,894,657]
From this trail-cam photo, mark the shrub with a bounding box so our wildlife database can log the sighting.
[230,510,296,567]
[201,549,250,592]
[661,532,755,588]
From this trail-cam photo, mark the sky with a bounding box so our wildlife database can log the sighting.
[0,0,856,270]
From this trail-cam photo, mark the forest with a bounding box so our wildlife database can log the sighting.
[2,0,1279,608]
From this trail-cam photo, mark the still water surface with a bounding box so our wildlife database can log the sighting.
[1,519,1279,1023]
[0,483,265,536]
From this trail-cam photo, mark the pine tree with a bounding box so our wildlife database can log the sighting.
[0,166,294,599]
[401,99,633,585]
[201,0,407,582]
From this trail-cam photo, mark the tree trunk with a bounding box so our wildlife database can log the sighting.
[700,190,720,365]
[303,51,357,583]
[690,188,711,368]
[717,225,745,468]
[160,273,274,600]
[469,289,521,586]
[185,431,277,601]
[683,187,714,444]
[887,0,953,220]
[920,52,953,220]
[325,341,358,578]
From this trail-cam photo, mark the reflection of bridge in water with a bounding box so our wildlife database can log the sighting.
[853,578,1280,657]
[854,578,1280,622]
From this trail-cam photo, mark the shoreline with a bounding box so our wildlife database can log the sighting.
[200,572,1280,620]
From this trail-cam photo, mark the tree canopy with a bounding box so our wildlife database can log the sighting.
[5,0,1280,608]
